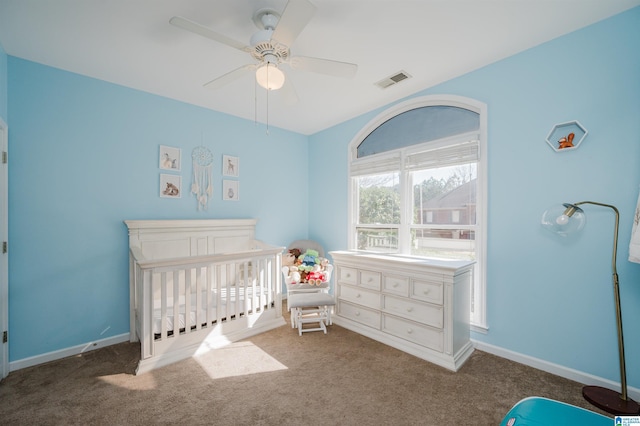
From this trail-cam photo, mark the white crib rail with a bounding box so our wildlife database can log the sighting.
[129,243,283,366]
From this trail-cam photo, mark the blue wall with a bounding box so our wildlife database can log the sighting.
[7,58,309,360]
[6,6,640,392]
[0,43,7,121]
[312,7,640,389]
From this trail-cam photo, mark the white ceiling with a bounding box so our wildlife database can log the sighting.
[1,0,639,135]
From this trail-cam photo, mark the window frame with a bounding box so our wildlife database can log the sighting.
[347,95,488,331]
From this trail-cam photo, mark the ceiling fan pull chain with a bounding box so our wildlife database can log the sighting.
[254,78,258,127]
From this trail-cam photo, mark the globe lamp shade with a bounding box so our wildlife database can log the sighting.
[541,203,585,236]
[256,63,285,90]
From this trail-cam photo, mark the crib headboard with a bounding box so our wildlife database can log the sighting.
[124,219,258,260]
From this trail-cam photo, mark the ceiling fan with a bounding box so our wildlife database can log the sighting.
[169,0,358,101]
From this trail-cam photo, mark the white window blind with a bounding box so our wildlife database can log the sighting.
[405,138,479,171]
[350,153,401,176]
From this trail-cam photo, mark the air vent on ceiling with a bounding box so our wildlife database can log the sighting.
[375,70,412,89]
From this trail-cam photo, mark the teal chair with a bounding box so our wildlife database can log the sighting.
[500,397,611,426]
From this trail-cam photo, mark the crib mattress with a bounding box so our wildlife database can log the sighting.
[151,287,271,335]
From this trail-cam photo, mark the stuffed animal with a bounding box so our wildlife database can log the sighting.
[289,248,301,258]
[283,266,301,284]
[283,251,296,267]
[298,249,320,268]
[306,270,327,285]
[558,132,575,149]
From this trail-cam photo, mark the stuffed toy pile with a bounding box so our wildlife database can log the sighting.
[282,247,331,285]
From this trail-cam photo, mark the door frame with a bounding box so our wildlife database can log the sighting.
[0,117,8,380]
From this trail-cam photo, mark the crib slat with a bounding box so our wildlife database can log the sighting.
[160,273,168,339]
[173,270,180,338]
[252,258,258,314]
[216,264,223,323]
[260,257,266,312]
[234,262,240,320]
[195,267,203,331]
[141,269,154,359]
[266,257,272,310]
[245,260,251,316]
[267,256,273,309]
[262,257,268,311]
[206,265,213,327]
[185,268,192,334]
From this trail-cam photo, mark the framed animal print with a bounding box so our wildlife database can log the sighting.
[160,145,181,171]
[160,174,181,198]
[222,155,239,177]
[223,180,239,201]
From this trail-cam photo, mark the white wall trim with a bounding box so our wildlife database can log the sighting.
[472,339,640,401]
[0,117,8,380]
[9,333,130,372]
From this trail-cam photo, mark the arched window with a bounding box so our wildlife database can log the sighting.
[348,95,487,329]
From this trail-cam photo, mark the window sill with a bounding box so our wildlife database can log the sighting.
[470,323,488,334]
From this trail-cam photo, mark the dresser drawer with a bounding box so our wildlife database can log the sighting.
[411,279,443,305]
[382,314,444,352]
[359,270,381,290]
[337,266,358,285]
[339,285,381,309]
[339,301,381,329]
[382,295,443,328]
[383,275,409,296]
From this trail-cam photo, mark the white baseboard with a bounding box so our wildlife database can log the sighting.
[472,339,640,401]
[9,333,130,372]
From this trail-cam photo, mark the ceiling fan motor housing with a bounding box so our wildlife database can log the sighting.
[251,40,289,63]
[250,10,289,64]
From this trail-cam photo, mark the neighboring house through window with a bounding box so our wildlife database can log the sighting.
[348,95,487,330]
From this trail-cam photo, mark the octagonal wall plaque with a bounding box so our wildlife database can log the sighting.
[545,120,588,152]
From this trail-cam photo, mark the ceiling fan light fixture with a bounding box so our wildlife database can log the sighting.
[256,63,285,90]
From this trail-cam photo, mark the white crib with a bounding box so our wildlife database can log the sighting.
[125,219,285,374]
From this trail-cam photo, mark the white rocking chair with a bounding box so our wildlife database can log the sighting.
[282,239,335,335]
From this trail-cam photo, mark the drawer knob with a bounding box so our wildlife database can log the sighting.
[406,307,413,312]
[392,282,398,288]
[424,289,430,295]
[407,328,413,334]
[356,293,361,298]
[346,273,351,278]
[355,311,361,316]
[367,277,373,282]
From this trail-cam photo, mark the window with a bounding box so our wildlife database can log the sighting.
[348,96,487,330]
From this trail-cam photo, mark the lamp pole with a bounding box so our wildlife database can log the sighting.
[567,201,638,415]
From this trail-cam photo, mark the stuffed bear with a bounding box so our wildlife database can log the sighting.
[283,265,301,284]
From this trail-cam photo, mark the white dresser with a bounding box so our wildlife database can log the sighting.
[329,250,475,371]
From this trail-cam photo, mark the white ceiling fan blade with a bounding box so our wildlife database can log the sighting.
[289,56,357,78]
[271,0,317,46]
[203,64,255,90]
[280,77,299,106]
[170,16,251,52]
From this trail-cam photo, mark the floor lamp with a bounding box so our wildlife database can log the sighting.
[542,201,640,415]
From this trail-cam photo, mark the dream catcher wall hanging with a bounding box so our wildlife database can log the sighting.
[191,146,213,210]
